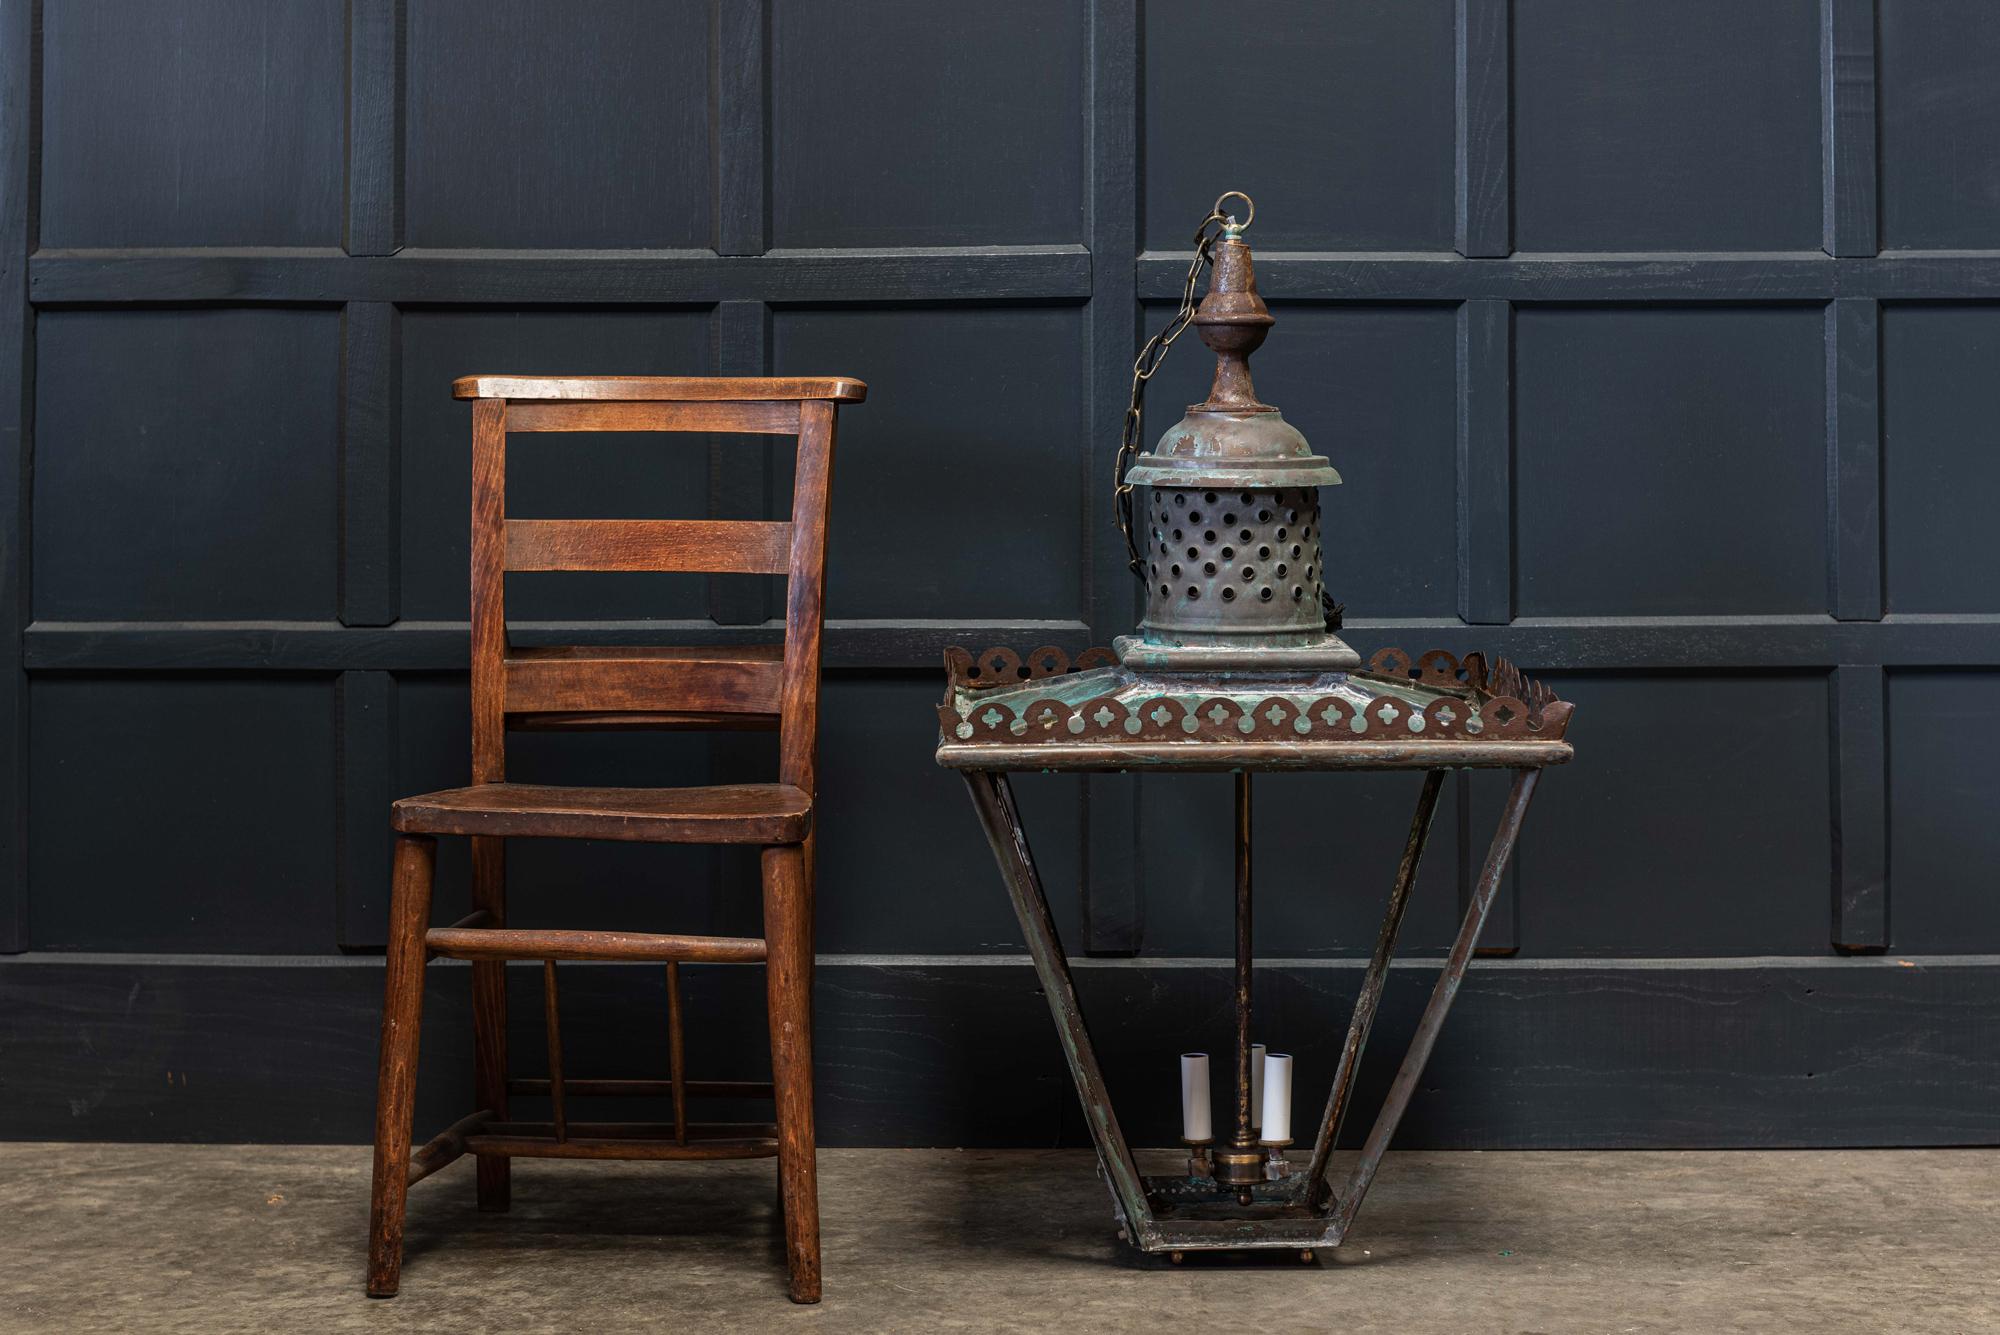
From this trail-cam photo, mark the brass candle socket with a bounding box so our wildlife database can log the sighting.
[1182,1138,1214,1180]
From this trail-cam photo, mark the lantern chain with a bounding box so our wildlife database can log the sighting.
[1113,200,1240,576]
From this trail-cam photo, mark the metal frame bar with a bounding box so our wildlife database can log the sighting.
[960,763,1541,1253]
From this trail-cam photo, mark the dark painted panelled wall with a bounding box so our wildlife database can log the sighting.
[2,0,1997,1147]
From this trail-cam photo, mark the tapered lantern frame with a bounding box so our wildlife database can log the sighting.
[933,198,1577,1257]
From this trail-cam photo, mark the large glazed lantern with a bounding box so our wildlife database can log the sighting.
[933,195,1577,1261]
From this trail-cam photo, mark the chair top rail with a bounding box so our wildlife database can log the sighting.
[455,374,866,403]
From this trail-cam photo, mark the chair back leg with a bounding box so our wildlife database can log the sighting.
[762,842,820,1303]
[470,835,510,1211]
[367,834,438,1297]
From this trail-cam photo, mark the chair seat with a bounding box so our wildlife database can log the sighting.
[392,782,812,844]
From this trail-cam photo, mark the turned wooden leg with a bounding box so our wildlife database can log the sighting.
[762,842,820,1303]
[367,834,437,1298]
[470,835,510,1211]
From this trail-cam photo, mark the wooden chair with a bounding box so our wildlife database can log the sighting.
[365,374,864,1304]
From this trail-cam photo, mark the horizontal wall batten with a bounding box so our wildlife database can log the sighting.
[27,246,1094,304]
[1138,252,2000,303]
[30,616,2000,673]
[36,249,2000,307]
[20,619,1094,671]
[2,956,1993,1147]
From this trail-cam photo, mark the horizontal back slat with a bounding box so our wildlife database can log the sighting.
[507,519,793,574]
[505,651,783,717]
[505,400,801,434]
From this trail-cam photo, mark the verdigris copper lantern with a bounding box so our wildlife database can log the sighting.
[935,195,1577,1260]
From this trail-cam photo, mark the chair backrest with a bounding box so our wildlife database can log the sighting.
[453,375,866,796]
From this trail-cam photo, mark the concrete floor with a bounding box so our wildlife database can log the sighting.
[1,1146,1994,1334]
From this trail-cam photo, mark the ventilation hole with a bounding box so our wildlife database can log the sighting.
[1203,561,1217,575]
[1189,511,1203,524]
[1276,527,1287,541]
[1150,562,1159,577]
[1305,567,1315,581]
[1187,586,1200,600]
[1160,584,1169,596]
[1292,545,1302,558]
[1174,494,1187,506]
[1293,586,1304,600]
[1186,546,1199,559]
[1259,586,1274,601]
[1221,587,1236,601]
[1240,491,1254,504]
[1220,546,1235,559]
[1242,566,1255,581]
[1239,528,1253,542]
[1276,563,1288,577]
[1204,530,1217,543]
[1302,525,1312,539]
[1159,542,1169,555]
[1258,509,1273,523]
[1258,546,1272,559]
[1173,529,1184,541]
[1287,509,1299,523]
[1171,564,1182,577]
[1222,512,1237,525]
[1203,491,1218,504]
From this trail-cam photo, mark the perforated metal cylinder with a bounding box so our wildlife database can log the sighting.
[1141,485,1325,646]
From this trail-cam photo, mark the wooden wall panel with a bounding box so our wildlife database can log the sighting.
[1877,0,2000,251]
[28,676,336,952]
[39,0,344,247]
[1886,671,2000,952]
[770,306,1088,622]
[404,0,712,249]
[1518,674,1834,957]
[33,308,341,620]
[1881,304,2000,613]
[7,0,2000,1145]
[1513,306,1827,617]
[769,0,1086,247]
[1512,0,1823,251]
[1142,0,1456,252]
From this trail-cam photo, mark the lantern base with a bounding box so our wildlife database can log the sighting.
[1114,632,1360,673]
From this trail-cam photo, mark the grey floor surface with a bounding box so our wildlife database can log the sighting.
[1,1144,1994,1334]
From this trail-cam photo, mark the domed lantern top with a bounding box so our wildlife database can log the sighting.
[1119,206,1358,672]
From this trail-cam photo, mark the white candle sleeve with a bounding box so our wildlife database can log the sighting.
[1260,1052,1294,1142]
[1250,1043,1267,1129]
[1180,1052,1213,1142]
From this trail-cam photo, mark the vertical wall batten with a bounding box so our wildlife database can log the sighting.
[1831,663,1889,950]
[1820,0,1879,258]
[344,0,404,257]
[0,0,33,953]
[1827,297,1882,622]
[1081,0,1141,955]
[1456,298,1513,626]
[714,0,768,257]
[1454,0,1511,258]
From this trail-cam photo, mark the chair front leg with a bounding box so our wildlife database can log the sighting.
[762,841,820,1303]
[367,833,438,1298]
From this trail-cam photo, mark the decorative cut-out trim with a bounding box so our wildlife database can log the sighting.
[938,646,1573,745]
